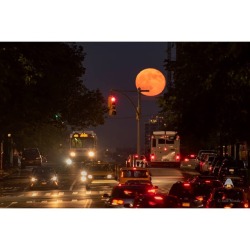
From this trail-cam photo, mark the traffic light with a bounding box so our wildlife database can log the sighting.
[108,95,117,116]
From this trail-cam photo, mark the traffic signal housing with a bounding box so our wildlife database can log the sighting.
[108,95,117,116]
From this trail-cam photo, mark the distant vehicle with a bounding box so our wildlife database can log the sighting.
[199,154,217,174]
[80,161,116,190]
[149,131,181,167]
[195,149,217,170]
[118,167,151,184]
[21,148,42,169]
[181,153,197,169]
[206,178,248,208]
[102,184,157,208]
[65,130,97,166]
[126,154,148,168]
[30,167,59,190]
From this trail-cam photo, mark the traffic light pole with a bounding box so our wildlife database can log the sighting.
[111,88,148,158]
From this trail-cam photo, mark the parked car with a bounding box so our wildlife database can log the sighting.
[21,148,42,169]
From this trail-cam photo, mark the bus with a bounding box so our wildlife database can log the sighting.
[149,131,181,167]
[65,131,97,165]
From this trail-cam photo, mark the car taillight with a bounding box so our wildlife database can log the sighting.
[184,158,189,162]
[244,203,248,208]
[196,196,203,201]
[190,154,195,158]
[154,196,163,200]
[147,188,156,194]
[176,154,180,161]
[151,154,155,160]
[111,199,124,205]
[205,180,211,183]
[183,183,190,187]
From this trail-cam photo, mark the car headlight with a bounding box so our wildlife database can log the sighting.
[81,171,87,176]
[31,177,37,182]
[88,151,95,157]
[51,176,58,181]
[65,158,72,165]
[81,176,87,182]
[87,175,93,179]
[70,152,76,157]
[107,174,112,179]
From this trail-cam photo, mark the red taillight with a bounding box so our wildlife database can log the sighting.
[190,154,195,158]
[154,196,163,201]
[205,180,211,183]
[111,199,124,205]
[176,154,180,161]
[244,203,248,208]
[183,183,190,187]
[184,158,189,162]
[151,154,155,160]
[164,147,167,151]
[196,196,203,201]
[147,188,156,194]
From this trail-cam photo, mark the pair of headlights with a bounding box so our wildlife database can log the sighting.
[31,176,58,182]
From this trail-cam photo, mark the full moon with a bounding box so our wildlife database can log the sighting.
[135,68,166,96]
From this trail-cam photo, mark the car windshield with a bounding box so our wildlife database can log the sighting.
[33,168,55,175]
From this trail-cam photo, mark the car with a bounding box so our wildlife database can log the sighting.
[102,183,158,208]
[209,155,234,176]
[21,148,42,169]
[199,154,217,174]
[217,160,248,188]
[30,167,59,190]
[168,181,203,208]
[133,193,180,208]
[118,167,151,184]
[206,178,249,208]
[188,175,223,206]
[80,161,116,190]
[181,153,197,169]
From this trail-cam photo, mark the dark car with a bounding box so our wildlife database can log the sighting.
[133,193,180,208]
[168,181,203,208]
[188,175,223,206]
[102,184,158,208]
[21,148,42,169]
[206,180,248,208]
[30,167,59,190]
[217,160,248,188]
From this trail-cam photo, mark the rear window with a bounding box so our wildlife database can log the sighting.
[122,170,149,178]
[23,149,40,157]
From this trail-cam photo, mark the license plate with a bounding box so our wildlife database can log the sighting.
[182,202,190,207]
[41,182,47,185]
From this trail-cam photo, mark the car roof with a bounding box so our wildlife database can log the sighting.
[120,167,149,171]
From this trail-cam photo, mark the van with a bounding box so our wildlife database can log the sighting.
[21,148,42,169]
[118,167,151,184]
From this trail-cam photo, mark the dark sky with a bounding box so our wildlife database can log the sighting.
[80,42,168,151]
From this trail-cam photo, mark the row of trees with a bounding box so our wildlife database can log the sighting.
[0,42,107,159]
[158,42,250,153]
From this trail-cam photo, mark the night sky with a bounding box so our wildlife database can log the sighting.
[80,42,168,151]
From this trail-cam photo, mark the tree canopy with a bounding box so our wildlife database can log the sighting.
[0,42,107,154]
[158,42,250,152]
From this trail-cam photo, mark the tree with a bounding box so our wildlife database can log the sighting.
[158,42,250,151]
[0,42,108,154]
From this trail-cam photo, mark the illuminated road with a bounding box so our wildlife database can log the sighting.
[0,165,198,208]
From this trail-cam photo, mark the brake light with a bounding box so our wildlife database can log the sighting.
[205,180,211,183]
[183,183,190,187]
[164,147,167,151]
[154,196,163,200]
[184,158,189,162]
[147,188,156,194]
[151,154,155,160]
[244,203,248,208]
[190,154,195,158]
[176,154,180,161]
[111,199,124,205]
[196,196,203,201]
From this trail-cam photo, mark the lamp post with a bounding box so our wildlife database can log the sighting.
[136,88,149,157]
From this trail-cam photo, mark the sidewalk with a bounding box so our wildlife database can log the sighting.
[0,167,20,180]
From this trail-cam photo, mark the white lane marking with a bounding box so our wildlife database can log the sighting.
[26,201,33,203]
[73,192,78,195]
[70,179,77,191]
[59,192,64,196]
[72,199,78,202]
[45,193,51,196]
[41,201,47,203]
[85,199,92,208]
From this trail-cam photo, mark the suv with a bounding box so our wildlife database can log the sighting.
[21,148,42,169]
